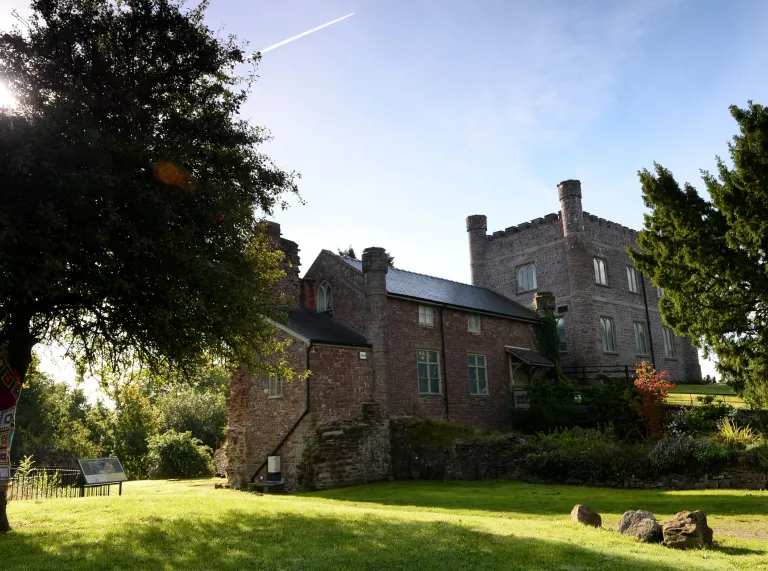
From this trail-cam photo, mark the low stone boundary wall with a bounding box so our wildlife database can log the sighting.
[390,418,767,490]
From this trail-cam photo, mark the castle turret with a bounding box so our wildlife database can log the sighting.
[362,247,389,407]
[466,215,488,286]
[558,180,584,236]
[263,221,301,305]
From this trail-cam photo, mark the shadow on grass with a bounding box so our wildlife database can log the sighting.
[0,507,702,571]
[308,480,768,519]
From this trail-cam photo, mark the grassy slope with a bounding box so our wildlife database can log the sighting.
[0,479,766,570]
[669,385,737,395]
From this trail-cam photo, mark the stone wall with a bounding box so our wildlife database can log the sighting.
[303,250,367,334]
[298,403,391,490]
[385,296,536,429]
[389,418,766,490]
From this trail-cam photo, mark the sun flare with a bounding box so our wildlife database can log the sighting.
[0,82,17,109]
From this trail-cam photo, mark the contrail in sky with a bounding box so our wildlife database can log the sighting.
[256,13,355,55]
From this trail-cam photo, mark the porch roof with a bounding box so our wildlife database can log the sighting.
[505,346,554,368]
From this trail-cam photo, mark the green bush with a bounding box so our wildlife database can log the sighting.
[667,401,734,436]
[156,386,227,450]
[648,436,733,476]
[742,442,768,469]
[146,430,214,479]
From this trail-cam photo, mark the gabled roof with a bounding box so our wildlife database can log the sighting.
[505,346,554,367]
[281,308,370,347]
[338,256,538,322]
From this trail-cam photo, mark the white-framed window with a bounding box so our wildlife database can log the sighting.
[418,305,434,327]
[467,314,481,334]
[516,263,537,292]
[556,317,567,352]
[317,282,333,312]
[468,354,488,395]
[594,258,608,286]
[634,322,649,355]
[663,327,677,358]
[600,317,616,353]
[657,287,666,298]
[268,375,283,399]
[417,349,441,394]
[627,267,640,293]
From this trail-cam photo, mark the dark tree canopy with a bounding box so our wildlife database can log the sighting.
[337,246,395,268]
[630,102,768,407]
[0,0,299,378]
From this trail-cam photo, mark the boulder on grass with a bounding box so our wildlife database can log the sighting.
[618,510,662,543]
[662,510,713,549]
[571,504,602,527]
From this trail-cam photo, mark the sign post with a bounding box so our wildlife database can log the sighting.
[77,457,128,496]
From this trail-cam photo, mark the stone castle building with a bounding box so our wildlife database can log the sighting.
[226,180,701,492]
[467,179,701,382]
[226,223,553,492]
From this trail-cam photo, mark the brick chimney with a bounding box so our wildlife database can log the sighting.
[362,247,389,407]
[261,221,301,305]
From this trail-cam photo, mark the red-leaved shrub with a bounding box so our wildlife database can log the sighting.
[634,361,675,440]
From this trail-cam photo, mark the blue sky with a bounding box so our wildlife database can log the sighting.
[8,0,768,383]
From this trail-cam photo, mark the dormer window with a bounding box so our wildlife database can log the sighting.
[317,282,333,312]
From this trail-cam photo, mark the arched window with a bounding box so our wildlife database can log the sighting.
[317,282,333,312]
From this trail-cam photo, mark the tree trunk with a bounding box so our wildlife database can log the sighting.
[0,309,37,534]
[0,485,9,533]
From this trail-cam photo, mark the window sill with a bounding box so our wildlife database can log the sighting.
[664,357,679,361]
[419,324,435,328]
[635,354,650,358]
[602,351,619,355]
[517,289,538,294]
[470,392,490,397]
[628,291,642,295]
[595,283,610,288]
[418,392,443,396]
[468,331,481,335]
[268,395,283,400]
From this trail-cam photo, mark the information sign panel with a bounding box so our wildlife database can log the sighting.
[77,457,128,485]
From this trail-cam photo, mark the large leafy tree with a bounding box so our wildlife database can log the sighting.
[630,102,768,407]
[0,0,299,531]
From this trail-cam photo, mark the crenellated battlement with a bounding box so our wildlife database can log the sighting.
[487,212,561,241]
[582,211,638,237]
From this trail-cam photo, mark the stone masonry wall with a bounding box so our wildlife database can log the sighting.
[303,250,367,335]
[226,330,308,490]
[386,296,536,430]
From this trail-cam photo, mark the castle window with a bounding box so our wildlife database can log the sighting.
[657,287,666,298]
[627,267,641,293]
[634,322,649,355]
[467,314,481,334]
[268,375,283,399]
[418,305,434,327]
[516,263,537,292]
[417,349,441,394]
[468,354,488,395]
[556,317,567,352]
[600,317,616,353]
[594,258,608,286]
[317,282,333,312]
[663,327,677,358]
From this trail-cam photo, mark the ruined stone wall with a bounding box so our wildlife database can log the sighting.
[385,296,535,429]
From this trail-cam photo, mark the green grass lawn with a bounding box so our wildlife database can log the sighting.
[667,384,747,407]
[0,479,766,570]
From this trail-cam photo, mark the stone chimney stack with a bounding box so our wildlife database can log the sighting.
[466,215,488,286]
[262,221,301,305]
[533,292,556,316]
[300,278,316,311]
[362,247,389,407]
[558,180,585,236]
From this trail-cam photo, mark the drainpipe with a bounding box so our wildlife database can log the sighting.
[250,343,312,483]
[640,274,656,370]
[439,306,449,420]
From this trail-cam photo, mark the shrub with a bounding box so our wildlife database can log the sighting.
[668,400,734,436]
[742,442,768,469]
[648,436,733,476]
[718,419,762,449]
[634,362,675,440]
[146,430,214,479]
[156,386,227,450]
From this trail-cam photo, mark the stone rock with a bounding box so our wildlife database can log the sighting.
[617,510,662,542]
[662,510,713,549]
[571,504,602,527]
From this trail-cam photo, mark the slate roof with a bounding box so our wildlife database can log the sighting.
[282,307,371,347]
[505,346,554,367]
[339,257,538,322]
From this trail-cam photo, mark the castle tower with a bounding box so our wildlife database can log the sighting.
[362,247,390,407]
[558,180,585,236]
[466,215,488,286]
